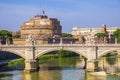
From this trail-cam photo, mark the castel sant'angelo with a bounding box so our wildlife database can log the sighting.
[13,14,62,45]
[13,14,118,45]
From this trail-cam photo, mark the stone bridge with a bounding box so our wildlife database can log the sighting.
[0,44,120,72]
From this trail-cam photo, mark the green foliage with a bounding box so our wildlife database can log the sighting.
[59,57,77,67]
[103,52,117,57]
[13,34,21,38]
[8,51,79,65]
[38,50,79,63]
[62,33,73,37]
[38,54,58,60]
[0,30,12,44]
[81,36,86,44]
[38,50,79,59]
[0,30,12,36]
[38,54,59,64]
[58,50,79,57]
[106,55,116,65]
[95,33,108,37]
[8,58,24,66]
[113,28,120,43]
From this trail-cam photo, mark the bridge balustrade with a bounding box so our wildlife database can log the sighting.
[1,43,120,47]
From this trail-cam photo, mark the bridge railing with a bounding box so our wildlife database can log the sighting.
[1,43,120,47]
[36,43,120,46]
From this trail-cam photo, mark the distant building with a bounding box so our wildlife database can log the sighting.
[12,30,21,36]
[13,15,62,45]
[71,24,119,44]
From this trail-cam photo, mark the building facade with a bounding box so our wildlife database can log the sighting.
[13,15,62,45]
[71,24,119,44]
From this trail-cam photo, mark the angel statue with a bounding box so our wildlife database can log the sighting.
[26,34,35,46]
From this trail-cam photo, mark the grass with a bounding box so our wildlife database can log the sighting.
[7,50,79,66]
[8,58,24,66]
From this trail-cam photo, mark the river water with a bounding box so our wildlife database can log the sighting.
[0,56,120,80]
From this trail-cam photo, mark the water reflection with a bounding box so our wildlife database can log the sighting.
[99,55,120,74]
[107,75,120,80]
[85,72,106,80]
[59,57,77,67]
[38,57,85,80]
[39,70,62,80]
[23,72,39,80]
[39,57,85,70]
[106,55,116,65]
[23,72,32,80]
[0,71,22,80]
[20,57,85,80]
[0,72,13,80]
[1,56,120,80]
[23,69,85,80]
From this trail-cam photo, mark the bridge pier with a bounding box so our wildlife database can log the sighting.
[24,59,39,72]
[86,60,95,72]
[86,60,99,72]
[85,60,106,79]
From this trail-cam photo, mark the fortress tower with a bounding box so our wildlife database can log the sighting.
[13,15,62,45]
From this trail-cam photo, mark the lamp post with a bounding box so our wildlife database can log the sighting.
[95,41,98,60]
[115,38,117,44]
[0,39,1,45]
[6,38,8,45]
[94,36,99,71]
[60,37,63,44]
[94,35,98,60]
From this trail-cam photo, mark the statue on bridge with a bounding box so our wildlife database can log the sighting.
[26,34,36,46]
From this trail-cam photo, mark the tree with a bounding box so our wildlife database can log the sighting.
[113,29,120,43]
[62,33,73,37]
[13,34,21,38]
[58,50,79,57]
[0,30,12,44]
[95,33,108,37]
[94,32,108,43]
[81,36,86,44]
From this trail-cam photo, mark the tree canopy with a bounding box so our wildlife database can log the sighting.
[0,30,12,37]
[0,30,12,44]
[113,28,120,43]
[62,33,73,37]
[95,33,108,37]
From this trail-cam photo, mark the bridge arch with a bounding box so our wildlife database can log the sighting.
[98,49,120,59]
[35,48,88,59]
[0,49,25,59]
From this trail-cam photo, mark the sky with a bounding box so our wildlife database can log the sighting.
[0,0,120,32]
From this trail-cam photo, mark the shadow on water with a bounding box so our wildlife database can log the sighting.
[0,66,24,72]
[107,74,120,80]
[1,55,120,80]
[40,66,84,71]
[0,73,13,78]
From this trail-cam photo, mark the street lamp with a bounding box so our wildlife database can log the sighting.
[95,41,98,60]
[94,39,99,71]
[0,39,1,45]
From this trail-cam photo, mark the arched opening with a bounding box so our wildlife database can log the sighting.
[35,49,86,80]
[0,51,25,71]
[98,50,120,74]
[36,49,87,71]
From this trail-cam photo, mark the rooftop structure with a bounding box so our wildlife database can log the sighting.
[21,15,62,38]
[71,24,118,36]
[13,15,62,45]
[71,24,119,44]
